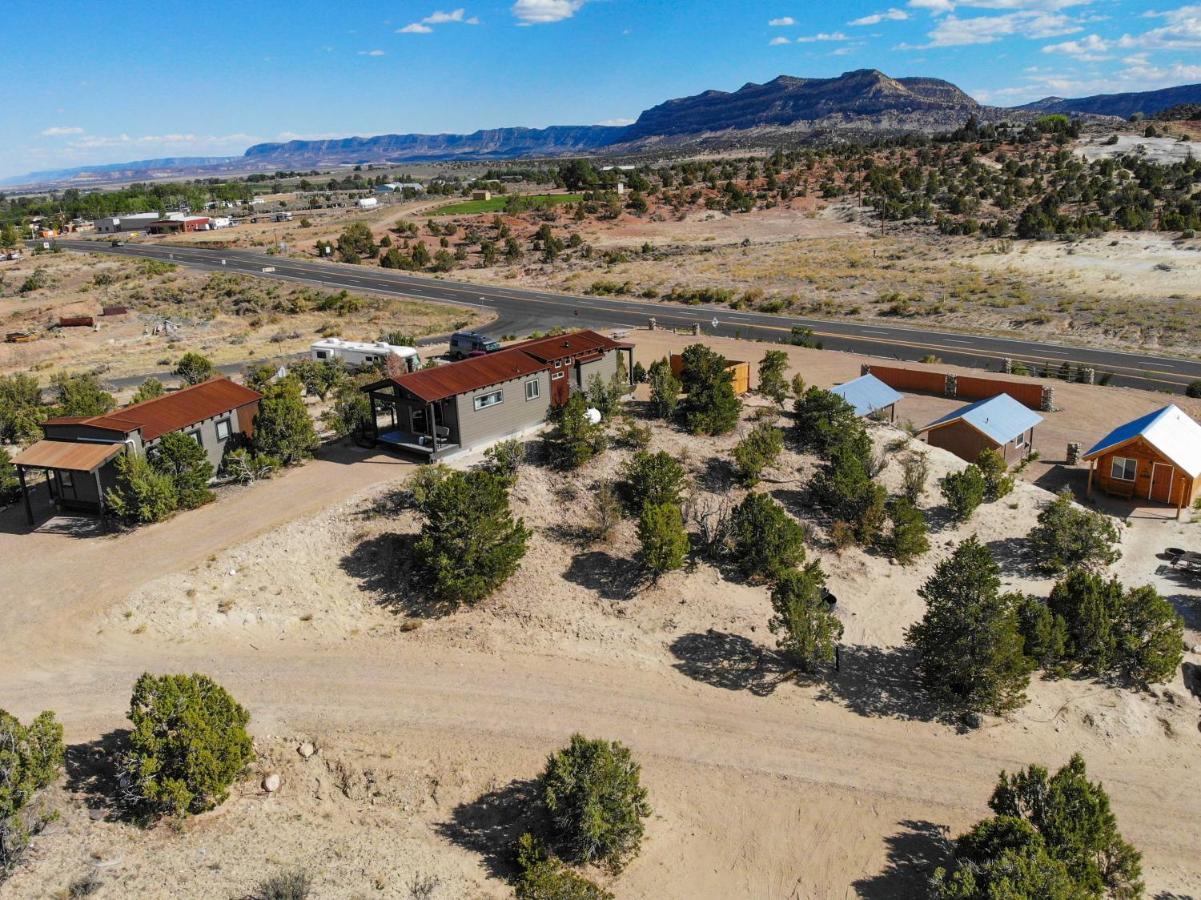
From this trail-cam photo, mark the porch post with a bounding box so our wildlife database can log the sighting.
[368,393,378,440]
[17,466,33,526]
[427,402,436,446]
[1086,459,1095,497]
[94,468,105,524]
[1176,474,1185,521]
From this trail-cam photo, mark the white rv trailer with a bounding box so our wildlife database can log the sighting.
[310,338,420,372]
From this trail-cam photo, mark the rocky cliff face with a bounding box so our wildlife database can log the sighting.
[242,126,624,164]
[620,69,982,141]
[1016,83,1201,118]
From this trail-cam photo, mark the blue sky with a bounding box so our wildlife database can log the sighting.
[5,0,1201,179]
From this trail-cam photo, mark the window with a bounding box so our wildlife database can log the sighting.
[551,371,565,381]
[187,429,203,447]
[315,350,329,360]
[1111,456,1137,481]
[473,390,503,411]
[554,359,562,368]
[60,471,74,490]
[525,379,540,401]
[215,418,232,441]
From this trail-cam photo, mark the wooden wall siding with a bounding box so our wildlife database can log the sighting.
[926,420,999,464]
[956,376,1046,410]
[865,365,948,396]
[1091,437,1201,506]
[669,355,751,395]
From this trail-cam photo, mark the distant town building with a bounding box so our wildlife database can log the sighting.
[147,216,211,234]
[471,190,492,202]
[375,182,425,193]
[94,212,161,234]
[356,197,379,210]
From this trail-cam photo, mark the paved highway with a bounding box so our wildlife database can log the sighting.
[51,238,1201,394]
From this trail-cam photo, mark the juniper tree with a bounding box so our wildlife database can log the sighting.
[1028,490,1121,574]
[730,492,807,583]
[731,421,784,486]
[756,349,789,405]
[940,464,987,522]
[544,392,606,470]
[646,358,681,420]
[678,344,741,436]
[637,502,688,577]
[620,450,687,511]
[769,562,841,672]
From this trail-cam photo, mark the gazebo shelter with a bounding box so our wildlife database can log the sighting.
[10,440,125,525]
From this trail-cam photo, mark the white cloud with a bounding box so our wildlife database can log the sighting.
[1042,32,1111,58]
[914,10,1082,46]
[40,126,84,137]
[850,8,909,25]
[1115,4,1201,50]
[908,0,1097,13]
[358,49,386,56]
[422,8,481,24]
[512,0,585,25]
[795,31,848,42]
[909,0,956,13]
[770,35,791,44]
[398,22,433,33]
[769,16,796,26]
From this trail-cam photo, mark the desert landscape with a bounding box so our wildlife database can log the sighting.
[2,331,1199,898]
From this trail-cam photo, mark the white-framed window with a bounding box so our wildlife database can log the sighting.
[525,380,540,401]
[551,371,565,381]
[1111,456,1137,481]
[554,359,562,368]
[187,429,203,447]
[473,390,503,411]
[215,418,232,441]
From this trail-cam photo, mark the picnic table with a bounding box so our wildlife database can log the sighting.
[1169,550,1201,575]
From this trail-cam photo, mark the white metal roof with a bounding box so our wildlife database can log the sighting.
[1083,404,1201,477]
[311,338,417,356]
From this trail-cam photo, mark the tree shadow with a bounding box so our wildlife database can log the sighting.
[65,729,132,823]
[669,630,792,697]
[852,819,952,899]
[436,777,539,880]
[817,645,938,722]
[563,550,644,601]
[543,521,598,549]
[696,455,737,492]
[338,531,457,618]
[983,535,1040,578]
[1165,591,1201,631]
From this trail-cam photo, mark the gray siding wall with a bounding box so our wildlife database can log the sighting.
[577,352,619,391]
[454,371,550,450]
[144,408,250,472]
[42,423,141,452]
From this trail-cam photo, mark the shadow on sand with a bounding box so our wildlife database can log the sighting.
[65,729,132,823]
[436,778,539,880]
[817,645,938,722]
[669,630,792,697]
[852,819,952,899]
[339,531,458,619]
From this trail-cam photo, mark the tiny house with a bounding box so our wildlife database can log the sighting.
[1082,404,1201,515]
[922,393,1042,464]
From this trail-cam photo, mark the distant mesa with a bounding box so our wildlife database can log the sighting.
[6,70,1201,188]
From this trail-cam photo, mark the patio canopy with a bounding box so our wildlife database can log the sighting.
[12,440,124,471]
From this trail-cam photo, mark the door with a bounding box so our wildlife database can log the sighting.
[550,371,569,407]
[1150,463,1175,504]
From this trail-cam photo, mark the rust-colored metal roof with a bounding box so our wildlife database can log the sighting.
[369,329,629,404]
[383,349,548,403]
[50,378,262,442]
[507,329,630,362]
[12,439,124,472]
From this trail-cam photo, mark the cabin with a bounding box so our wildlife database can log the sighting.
[362,330,633,459]
[1081,404,1201,516]
[10,378,261,524]
[921,393,1042,464]
[830,373,902,422]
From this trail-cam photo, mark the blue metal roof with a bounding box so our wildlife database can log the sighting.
[925,393,1043,445]
[831,374,903,418]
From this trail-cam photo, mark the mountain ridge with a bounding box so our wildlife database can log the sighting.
[6,71,1200,188]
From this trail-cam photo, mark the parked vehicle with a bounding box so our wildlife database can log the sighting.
[448,331,500,360]
[110,239,124,247]
[310,338,421,372]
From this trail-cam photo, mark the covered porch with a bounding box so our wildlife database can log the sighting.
[10,440,125,525]
[363,381,460,460]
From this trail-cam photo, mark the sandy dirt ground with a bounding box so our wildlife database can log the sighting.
[0,250,480,383]
[1,331,1199,898]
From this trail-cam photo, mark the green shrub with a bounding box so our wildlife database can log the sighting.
[50,372,114,418]
[106,454,179,524]
[118,673,253,818]
[482,438,525,480]
[586,374,624,421]
[1028,490,1120,573]
[130,378,165,405]
[678,344,741,436]
[900,452,929,504]
[940,465,987,522]
[613,418,651,451]
[906,537,1032,714]
[646,358,681,420]
[1187,380,1201,399]
[544,393,606,470]
[620,450,687,511]
[1015,596,1068,672]
[0,373,46,445]
[515,834,613,899]
[793,388,860,458]
[730,493,807,583]
[151,432,214,510]
[769,563,840,672]
[809,431,887,544]
[253,378,319,465]
[0,709,64,873]
[731,422,784,486]
[756,350,789,404]
[888,496,930,564]
[0,448,19,506]
[321,376,373,439]
[931,815,1078,899]
[414,469,530,605]
[975,448,1014,501]
[986,754,1143,897]
[174,352,214,386]
[539,735,651,871]
[637,502,688,576]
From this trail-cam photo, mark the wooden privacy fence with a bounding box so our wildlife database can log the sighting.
[862,364,1054,411]
[671,354,751,395]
